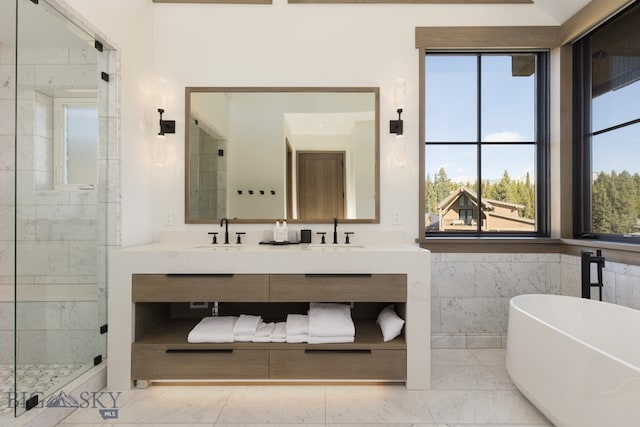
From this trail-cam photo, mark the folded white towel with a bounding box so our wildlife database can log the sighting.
[307,335,355,344]
[187,316,238,343]
[252,336,273,343]
[286,333,308,343]
[271,322,287,342]
[233,314,262,336]
[286,314,308,336]
[308,302,355,337]
[254,322,275,337]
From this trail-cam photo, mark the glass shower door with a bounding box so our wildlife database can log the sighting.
[13,0,108,416]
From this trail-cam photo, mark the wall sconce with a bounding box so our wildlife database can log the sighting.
[389,109,403,135]
[389,78,406,135]
[158,108,175,136]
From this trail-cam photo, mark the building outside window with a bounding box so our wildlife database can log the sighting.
[424,52,549,236]
[574,2,640,243]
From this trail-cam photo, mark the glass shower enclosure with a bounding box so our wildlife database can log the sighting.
[0,0,116,418]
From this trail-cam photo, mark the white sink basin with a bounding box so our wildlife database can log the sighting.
[192,244,244,251]
[307,244,365,250]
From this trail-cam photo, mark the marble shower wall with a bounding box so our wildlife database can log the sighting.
[0,40,111,366]
[432,252,640,349]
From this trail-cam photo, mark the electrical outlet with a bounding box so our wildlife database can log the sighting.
[392,210,402,225]
[164,211,174,226]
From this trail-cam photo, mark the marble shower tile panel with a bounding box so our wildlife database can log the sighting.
[615,272,640,310]
[36,217,96,241]
[545,262,562,294]
[68,189,97,205]
[35,170,53,190]
[440,298,509,333]
[69,241,97,275]
[34,134,53,173]
[0,64,14,100]
[0,100,15,134]
[466,333,504,349]
[33,274,96,284]
[432,262,476,298]
[0,332,13,365]
[431,298,441,333]
[561,261,581,297]
[15,301,62,330]
[16,241,69,276]
[0,302,13,329]
[0,241,15,277]
[475,262,546,298]
[68,47,97,65]
[17,330,96,365]
[0,206,13,240]
[34,94,53,138]
[18,46,70,65]
[34,65,97,91]
[16,206,36,241]
[0,136,13,170]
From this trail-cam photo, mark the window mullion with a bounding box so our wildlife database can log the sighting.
[476,55,483,234]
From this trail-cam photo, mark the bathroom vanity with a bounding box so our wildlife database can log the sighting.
[108,239,430,390]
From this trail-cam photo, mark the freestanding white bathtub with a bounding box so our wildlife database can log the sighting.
[506,294,640,427]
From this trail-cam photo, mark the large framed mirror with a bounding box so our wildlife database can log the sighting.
[185,87,379,224]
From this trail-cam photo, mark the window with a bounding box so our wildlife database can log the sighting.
[53,98,98,189]
[424,52,549,236]
[574,3,640,243]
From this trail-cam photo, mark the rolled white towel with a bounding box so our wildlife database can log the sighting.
[271,322,287,343]
[233,314,262,337]
[286,314,308,336]
[187,316,238,343]
[308,302,355,337]
[286,333,308,343]
[307,335,355,344]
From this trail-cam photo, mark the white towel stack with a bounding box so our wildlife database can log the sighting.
[285,314,308,343]
[233,314,262,342]
[252,322,275,342]
[307,302,355,344]
[187,316,238,343]
[271,322,287,342]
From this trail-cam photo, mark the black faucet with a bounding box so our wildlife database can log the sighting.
[332,217,338,244]
[220,218,230,244]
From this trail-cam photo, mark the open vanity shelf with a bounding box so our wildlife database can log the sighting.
[132,273,407,382]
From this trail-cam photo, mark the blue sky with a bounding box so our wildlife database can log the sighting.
[425,54,640,183]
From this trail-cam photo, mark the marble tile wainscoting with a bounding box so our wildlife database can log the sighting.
[431,252,640,349]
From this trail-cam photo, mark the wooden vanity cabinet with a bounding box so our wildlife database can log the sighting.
[131,273,407,383]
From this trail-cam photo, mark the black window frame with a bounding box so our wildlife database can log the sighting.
[424,51,550,238]
[573,2,640,245]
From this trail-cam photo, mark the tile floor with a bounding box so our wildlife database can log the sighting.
[0,364,88,418]
[54,348,552,426]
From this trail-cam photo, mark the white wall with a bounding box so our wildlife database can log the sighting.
[65,0,154,247]
[150,1,558,241]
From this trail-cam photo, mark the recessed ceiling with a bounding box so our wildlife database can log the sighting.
[533,0,593,24]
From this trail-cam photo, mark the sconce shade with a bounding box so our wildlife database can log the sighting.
[158,108,176,135]
[389,108,403,135]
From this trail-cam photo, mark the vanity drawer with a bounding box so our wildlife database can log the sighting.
[132,274,269,302]
[269,274,406,302]
[269,349,406,380]
[132,348,269,380]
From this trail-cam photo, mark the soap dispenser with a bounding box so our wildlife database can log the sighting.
[282,220,288,242]
[274,220,281,242]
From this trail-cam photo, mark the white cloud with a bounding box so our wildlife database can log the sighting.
[483,131,523,142]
